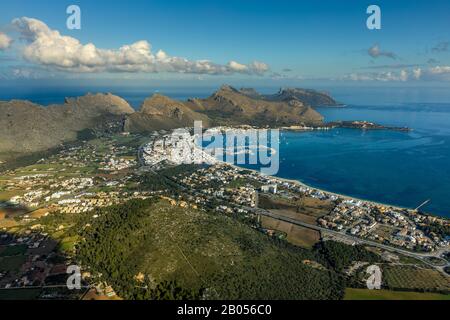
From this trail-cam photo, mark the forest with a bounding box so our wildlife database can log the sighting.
[75,198,362,300]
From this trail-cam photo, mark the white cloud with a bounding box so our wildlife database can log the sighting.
[11,17,269,75]
[368,44,397,60]
[0,32,12,50]
[226,60,269,75]
[429,66,450,75]
[344,69,417,82]
[228,61,248,72]
[248,61,269,74]
[343,65,450,82]
[412,68,422,80]
[399,70,408,81]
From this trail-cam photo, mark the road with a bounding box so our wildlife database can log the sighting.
[249,207,449,272]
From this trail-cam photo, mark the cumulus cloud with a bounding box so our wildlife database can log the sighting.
[368,44,397,60]
[226,60,268,74]
[11,17,269,75]
[0,32,12,50]
[227,61,249,72]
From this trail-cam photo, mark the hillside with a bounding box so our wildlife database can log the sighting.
[264,88,340,107]
[0,93,133,155]
[239,87,340,107]
[77,198,344,300]
[124,94,210,133]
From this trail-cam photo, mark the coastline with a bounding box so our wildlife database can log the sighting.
[228,162,421,215]
[199,127,446,220]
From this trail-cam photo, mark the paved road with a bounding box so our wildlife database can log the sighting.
[248,207,449,272]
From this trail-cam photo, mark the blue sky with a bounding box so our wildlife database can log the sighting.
[1,0,449,86]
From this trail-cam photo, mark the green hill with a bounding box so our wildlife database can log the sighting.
[77,198,344,300]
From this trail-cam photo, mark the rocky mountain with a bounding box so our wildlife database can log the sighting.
[0,86,336,156]
[265,88,340,107]
[185,85,324,127]
[0,93,133,154]
[124,94,210,133]
[238,87,340,107]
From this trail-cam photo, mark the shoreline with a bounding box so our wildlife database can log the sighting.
[228,163,421,215]
[198,127,446,220]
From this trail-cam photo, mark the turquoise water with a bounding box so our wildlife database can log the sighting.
[224,103,450,217]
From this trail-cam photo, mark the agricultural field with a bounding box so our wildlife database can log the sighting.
[382,265,450,293]
[0,219,19,229]
[259,194,332,225]
[297,197,335,218]
[30,208,50,219]
[0,190,25,202]
[261,216,320,248]
[345,288,450,300]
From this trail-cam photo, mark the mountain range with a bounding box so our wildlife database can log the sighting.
[0,86,339,155]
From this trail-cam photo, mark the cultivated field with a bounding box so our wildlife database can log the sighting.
[259,194,333,226]
[345,288,450,300]
[261,215,320,248]
[382,265,450,293]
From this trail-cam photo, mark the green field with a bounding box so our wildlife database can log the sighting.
[345,288,450,300]
[58,236,79,253]
[383,265,450,292]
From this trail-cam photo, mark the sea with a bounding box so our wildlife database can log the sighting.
[1,85,450,217]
